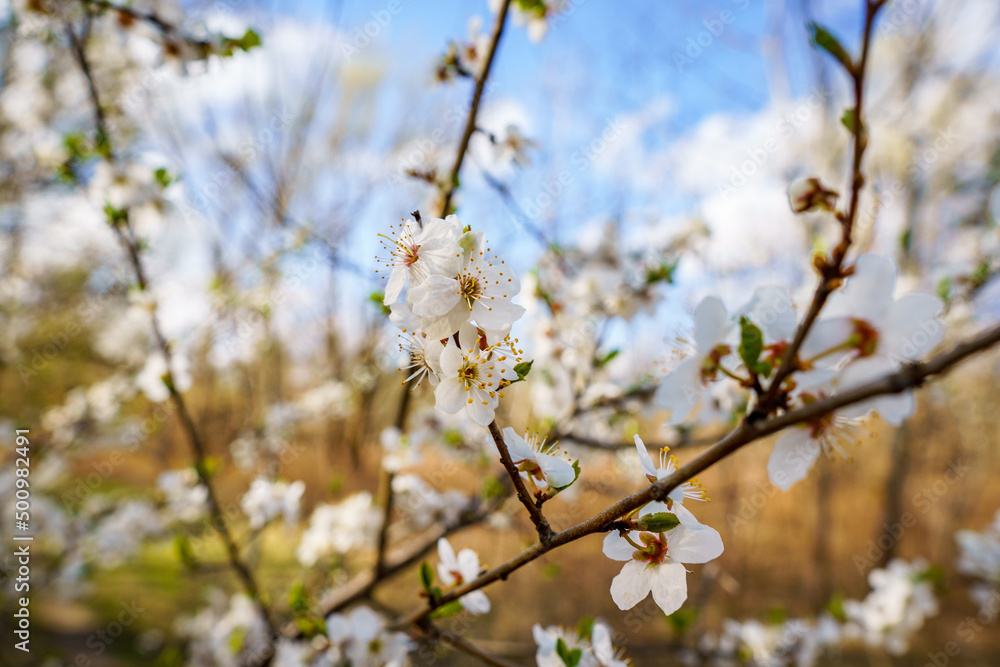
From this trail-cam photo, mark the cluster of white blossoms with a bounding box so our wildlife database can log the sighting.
[273,606,413,667]
[603,435,723,616]
[841,559,940,655]
[240,477,305,530]
[178,592,271,667]
[955,508,1000,610]
[533,621,629,667]
[158,468,210,524]
[391,474,469,531]
[699,559,939,665]
[296,491,382,566]
[657,253,944,490]
[436,537,491,614]
[379,215,526,426]
[485,426,579,499]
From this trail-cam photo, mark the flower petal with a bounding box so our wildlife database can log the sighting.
[650,562,689,616]
[460,590,491,615]
[434,377,466,414]
[666,523,724,564]
[767,428,821,491]
[602,531,637,562]
[609,560,653,610]
[634,434,657,480]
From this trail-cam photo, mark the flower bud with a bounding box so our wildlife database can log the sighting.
[788,177,838,214]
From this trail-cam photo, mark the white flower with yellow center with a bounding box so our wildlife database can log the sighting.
[409,229,525,340]
[434,324,517,426]
[376,215,462,305]
[634,434,709,527]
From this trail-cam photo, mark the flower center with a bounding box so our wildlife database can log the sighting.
[459,273,482,307]
[631,532,668,565]
[402,243,420,266]
[848,318,880,357]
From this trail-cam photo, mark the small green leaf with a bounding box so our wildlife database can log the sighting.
[227,626,248,654]
[511,359,534,383]
[368,291,391,315]
[840,108,860,135]
[899,228,913,254]
[429,599,464,619]
[576,616,595,640]
[665,607,699,634]
[634,512,681,533]
[555,637,582,667]
[541,562,561,580]
[766,606,787,625]
[461,224,472,233]
[419,562,435,595]
[645,261,677,285]
[288,582,309,615]
[738,316,766,377]
[826,592,847,622]
[104,202,129,227]
[808,22,853,71]
[595,349,619,368]
[936,277,952,302]
[154,167,173,188]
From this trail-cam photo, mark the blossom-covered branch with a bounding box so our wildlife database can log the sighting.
[392,321,1000,628]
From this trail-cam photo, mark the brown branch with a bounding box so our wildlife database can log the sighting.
[489,420,554,544]
[416,623,524,667]
[81,0,213,49]
[67,16,276,646]
[392,322,1000,628]
[759,0,885,411]
[437,0,512,217]
[283,483,510,639]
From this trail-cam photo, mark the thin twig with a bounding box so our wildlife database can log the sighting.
[758,0,885,412]
[437,0,512,216]
[417,622,525,667]
[489,420,554,543]
[67,15,276,645]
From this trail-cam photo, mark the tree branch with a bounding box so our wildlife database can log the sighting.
[437,0,512,216]
[391,322,1000,628]
[489,420,554,544]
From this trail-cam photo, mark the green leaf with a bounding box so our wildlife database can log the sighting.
[429,599,464,619]
[595,349,619,368]
[634,512,681,533]
[915,563,946,592]
[154,167,173,188]
[766,606,788,625]
[840,108,860,135]
[288,582,309,615]
[173,534,195,567]
[511,359,534,383]
[541,562,561,580]
[104,202,129,228]
[644,261,677,285]
[936,277,952,302]
[227,626,248,654]
[826,592,847,622]
[461,224,472,233]
[576,616,595,640]
[419,562,435,595]
[481,475,506,500]
[970,259,993,288]
[368,291,391,315]
[899,228,913,254]
[738,316,767,378]
[555,638,582,667]
[665,607,699,634]
[808,22,853,71]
